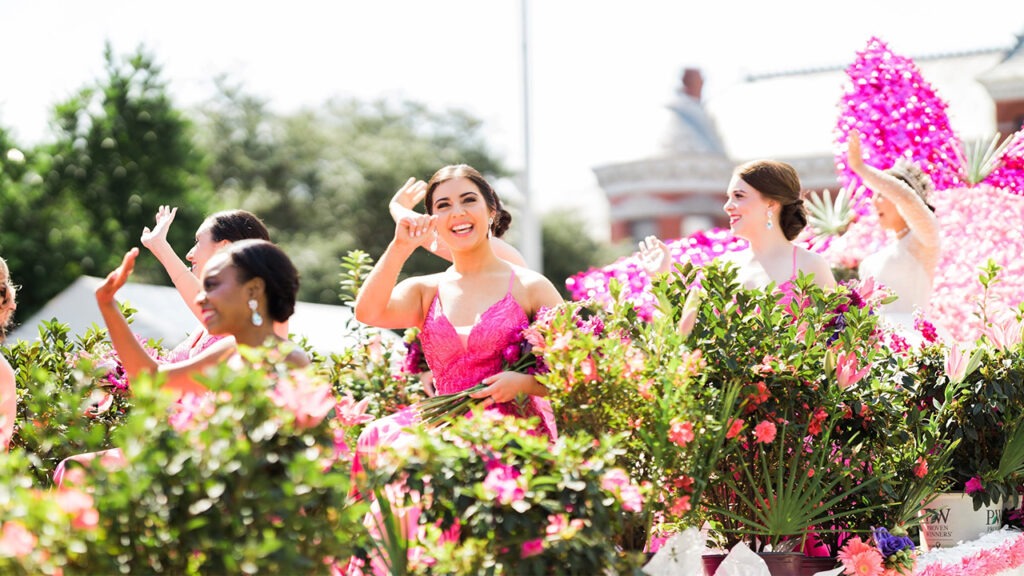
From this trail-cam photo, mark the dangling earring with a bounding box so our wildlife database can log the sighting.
[488,217,494,238]
[249,299,264,327]
[766,208,774,230]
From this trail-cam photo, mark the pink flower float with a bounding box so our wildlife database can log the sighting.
[822,37,1024,343]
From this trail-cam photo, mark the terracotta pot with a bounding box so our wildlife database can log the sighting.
[759,552,804,576]
[800,556,839,576]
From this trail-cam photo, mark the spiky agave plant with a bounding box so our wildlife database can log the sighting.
[806,187,855,236]
[961,132,1013,185]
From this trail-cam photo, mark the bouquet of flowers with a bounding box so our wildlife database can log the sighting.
[837,526,916,576]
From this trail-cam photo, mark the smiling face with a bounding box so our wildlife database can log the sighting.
[429,177,495,249]
[195,252,258,336]
[871,193,908,232]
[185,220,230,276]
[723,175,776,240]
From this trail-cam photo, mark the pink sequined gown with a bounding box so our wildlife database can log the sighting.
[357,275,557,468]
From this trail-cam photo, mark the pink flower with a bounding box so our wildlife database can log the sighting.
[168,392,215,432]
[601,468,643,512]
[335,393,373,428]
[965,476,984,495]
[753,421,777,444]
[985,315,1023,350]
[580,355,599,383]
[668,419,695,447]
[914,457,928,479]
[844,550,885,576]
[267,373,336,430]
[836,351,871,390]
[520,538,544,558]
[944,341,969,384]
[0,521,37,558]
[726,418,745,439]
[482,463,525,505]
[669,495,691,517]
[55,488,99,531]
[545,513,585,540]
[367,334,384,364]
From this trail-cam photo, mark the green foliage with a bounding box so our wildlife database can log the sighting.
[196,85,509,304]
[359,411,646,574]
[962,132,1013,185]
[43,43,212,286]
[541,209,632,299]
[806,187,855,236]
[4,317,146,486]
[63,348,367,574]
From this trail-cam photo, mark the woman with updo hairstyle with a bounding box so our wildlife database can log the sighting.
[141,206,285,362]
[94,239,308,398]
[846,129,940,331]
[355,162,563,447]
[1,256,17,451]
[387,165,528,266]
[640,159,835,293]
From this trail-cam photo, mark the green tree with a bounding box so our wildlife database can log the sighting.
[196,87,507,303]
[541,209,631,299]
[43,43,212,285]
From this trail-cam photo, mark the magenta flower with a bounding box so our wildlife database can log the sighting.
[601,468,643,512]
[965,476,984,495]
[520,538,544,558]
[482,463,525,505]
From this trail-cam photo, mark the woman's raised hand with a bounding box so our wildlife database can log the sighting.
[140,205,178,248]
[846,129,867,174]
[638,235,672,276]
[394,213,436,251]
[96,248,140,305]
[393,177,428,210]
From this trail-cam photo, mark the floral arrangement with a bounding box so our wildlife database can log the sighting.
[838,526,917,576]
[351,408,647,574]
[909,261,1024,507]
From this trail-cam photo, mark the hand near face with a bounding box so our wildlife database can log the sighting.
[638,235,672,276]
[393,177,428,211]
[140,205,178,248]
[394,212,436,251]
[96,248,139,305]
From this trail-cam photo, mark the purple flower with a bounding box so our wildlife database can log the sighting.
[872,526,914,558]
[501,343,522,366]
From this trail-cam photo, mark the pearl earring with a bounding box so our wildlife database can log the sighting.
[766,208,774,230]
[249,299,264,327]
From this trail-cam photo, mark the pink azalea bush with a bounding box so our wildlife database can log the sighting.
[352,408,648,574]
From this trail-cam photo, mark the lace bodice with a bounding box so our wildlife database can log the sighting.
[419,273,556,438]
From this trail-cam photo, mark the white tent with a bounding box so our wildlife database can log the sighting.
[8,276,378,356]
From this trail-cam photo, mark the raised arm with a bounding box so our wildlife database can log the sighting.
[389,177,529,267]
[353,214,434,330]
[141,205,203,321]
[847,131,940,250]
[638,235,673,276]
[96,248,163,379]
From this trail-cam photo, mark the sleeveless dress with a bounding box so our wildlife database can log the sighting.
[859,232,932,335]
[356,273,557,470]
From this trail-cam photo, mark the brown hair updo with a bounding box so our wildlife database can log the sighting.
[424,165,512,238]
[735,159,807,241]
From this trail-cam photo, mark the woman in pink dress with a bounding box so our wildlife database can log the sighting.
[1,256,17,451]
[54,239,309,486]
[354,165,563,461]
[140,206,287,361]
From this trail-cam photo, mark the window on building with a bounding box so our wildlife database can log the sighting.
[627,219,658,242]
[681,215,714,237]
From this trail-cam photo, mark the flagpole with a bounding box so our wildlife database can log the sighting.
[520,0,542,272]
